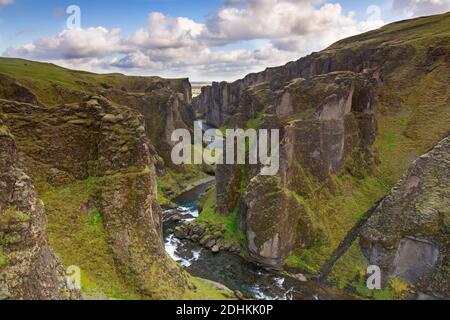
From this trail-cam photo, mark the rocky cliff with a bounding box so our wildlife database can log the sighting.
[0,59,201,299]
[194,11,450,293]
[0,113,77,299]
[359,136,449,298]
[327,136,449,299]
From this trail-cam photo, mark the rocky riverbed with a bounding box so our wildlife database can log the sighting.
[163,181,354,300]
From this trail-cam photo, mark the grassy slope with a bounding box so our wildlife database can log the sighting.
[41,177,141,300]
[196,187,245,247]
[0,57,184,106]
[325,61,450,296]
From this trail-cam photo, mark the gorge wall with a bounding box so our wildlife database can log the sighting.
[0,114,77,300]
[193,12,450,297]
[0,60,199,299]
[359,135,449,298]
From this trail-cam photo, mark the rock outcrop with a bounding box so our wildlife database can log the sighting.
[194,13,450,273]
[360,136,449,298]
[0,114,76,300]
[239,175,315,268]
[0,95,188,298]
[211,71,378,267]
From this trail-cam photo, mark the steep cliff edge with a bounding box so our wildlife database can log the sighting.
[0,58,204,201]
[329,136,449,299]
[0,59,210,299]
[0,96,188,298]
[193,12,450,282]
[194,13,449,131]
[360,136,449,298]
[0,114,77,299]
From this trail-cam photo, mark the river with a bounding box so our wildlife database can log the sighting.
[163,181,350,300]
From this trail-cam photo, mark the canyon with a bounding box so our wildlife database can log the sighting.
[0,12,449,300]
[192,12,449,299]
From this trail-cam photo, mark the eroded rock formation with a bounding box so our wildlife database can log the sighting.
[0,114,76,300]
[193,13,450,275]
[0,62,197,298]
[360,136,449,298]
[0,95,188,298]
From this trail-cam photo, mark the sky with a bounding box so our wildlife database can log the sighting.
[0,0,449,81]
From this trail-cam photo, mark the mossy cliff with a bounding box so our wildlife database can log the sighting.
[0,62,215,299]
[328,136,449,299]
[360,136,449,298]
[0,96,188,298]
[193,12,450,298]
[0,57,204,202]
[0,113,77,299]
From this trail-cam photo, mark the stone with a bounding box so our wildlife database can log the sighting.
[211,245,220,253]
[174,226,188,239]
[206,239,217,249]
[223,242,232,251]
[293,273,308,282]
[0,123,77,299]
[234,290,244,300]
[391,238,439,283]
[170,214,183,222]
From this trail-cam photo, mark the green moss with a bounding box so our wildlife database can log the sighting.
[0,125,13,137]
[88,209,103,227]
[246,112,264,129]
[40,178,141,300]
[182,276,234,300]
[353,277,412,300]
[328,242,369,289]
[0,206,31,225]
[0,247,6,269]
[102,114,122,123]
[196,187,244,246]
[284,255,318,274]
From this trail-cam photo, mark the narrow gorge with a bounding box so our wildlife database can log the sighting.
[190,12,449,299]
[0,12,448,300]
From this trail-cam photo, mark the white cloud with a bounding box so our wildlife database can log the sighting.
[0,0,14,6]
[126,12,205,50]
[202,0,384,47]
[392,0,450,18]
[4,27,127,60]
[3,1,387,80]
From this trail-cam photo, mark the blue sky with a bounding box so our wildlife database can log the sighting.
[0,0,449,81]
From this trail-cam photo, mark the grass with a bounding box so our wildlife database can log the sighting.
[328,242,369,289]
[0,247,6,269]
[196,187,244,246]
[354,277,412,300]
[40,177,142,300]
[182,276,234,300]
[329,12,450,51]
[246,112,264,129]
[0,57,185,106]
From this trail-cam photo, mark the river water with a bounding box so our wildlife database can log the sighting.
[163,181,349,300]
